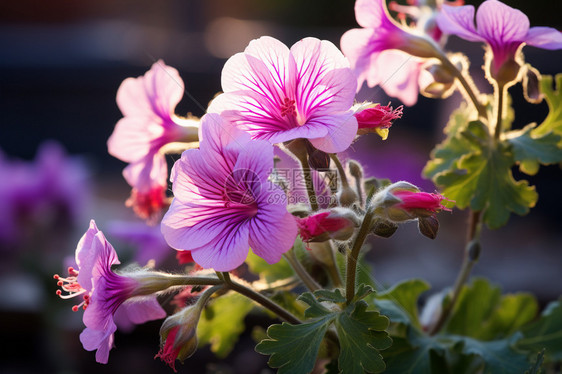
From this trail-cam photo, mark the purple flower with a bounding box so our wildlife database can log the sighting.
[208,36,358,153]
[161,113,298,271]
[107,60,198,221]
[0,142,89,247]
[341,0,440,106]
[55,220,166,363]
[437,0,562,79]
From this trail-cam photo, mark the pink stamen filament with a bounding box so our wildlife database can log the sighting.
[54,269,91,311]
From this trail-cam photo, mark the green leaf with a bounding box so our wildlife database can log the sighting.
[376,279,430,328]
[423,104,479,179]
[533,74,562,138]
[246,250,294,284]
[197,292,254,358]
[256,316,335,374]
[506,123,562,175]
[336,301,392,374]
[454,334,531,374]
[445,278,538,340]
[517,300,562,362]
[435,121,538,229]
[525,349,545,374]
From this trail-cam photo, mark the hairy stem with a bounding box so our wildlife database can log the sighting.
[429,210,482,335]
[438,55,488,120]
[494,83,506,140]
[345,205,376,304]
[284,249,321,292]
[330,153,350,189]
[221,272,302,324]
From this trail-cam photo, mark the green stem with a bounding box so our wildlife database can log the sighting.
[438,55,488,120]
[284,249,321,292]
[330,154,350,189]
[287,140,319,211]
[221,272,302,324]
[494,83,506,141]
[325,246,344,289]
[429,210,482,335]
[345,205,376,305]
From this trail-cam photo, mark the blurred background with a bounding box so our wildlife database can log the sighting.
[0,0,561,373]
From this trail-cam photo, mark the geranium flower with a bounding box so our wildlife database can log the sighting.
[437,0,562,79]
[54,220,166,363]
[208,36,358,153]
[107,61,198,221]
[161,113,298,271]
[341,0,441,106]
[354,102,404,138]
[297,209,359,243]
[386,189,450,222]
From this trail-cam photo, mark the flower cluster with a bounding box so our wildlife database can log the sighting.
[51,0,562,371]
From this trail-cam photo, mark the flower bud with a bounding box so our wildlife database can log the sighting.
[522,64,542,104]
[297,208,359,243]
[338,185,359,207]
[305,140,330,170]
[307,241,337,268]
[348,160,363,180]
[420,63,456,99]
[370,218,399,238]
[418,215,439,239]
[354,102,403,138]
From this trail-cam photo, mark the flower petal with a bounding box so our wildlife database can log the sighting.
[475,0,529,44]
[116,60,184,120]
[76,230,119,293]
[290,38,356,116]
[191,221,251,271]
[123,152,167,193]
[80,326,115,364]
[107,116,168,163]
[354,0,388,29]
[525,26,562,50]
[374,50,424,106]
[249,187,297,264]
[114,296,166,332]
[308,112,358,153]
[340,28,378,91]
[437,4,483,43]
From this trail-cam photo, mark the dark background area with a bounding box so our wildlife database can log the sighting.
[0,1,561,373]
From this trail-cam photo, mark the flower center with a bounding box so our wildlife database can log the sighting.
[54,267,90,312]
[280,98,296,118]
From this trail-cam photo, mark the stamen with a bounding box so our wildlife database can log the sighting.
[280,98,296,117]
[54,268,90,311]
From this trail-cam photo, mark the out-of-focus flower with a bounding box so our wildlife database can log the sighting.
[208,36,358,153]
[107,60,199,222]
[437,0,562,81]
[54,220,166,363]
[297,209,359,243]
[0,141,89,248]
[341,0,442,106]
[354,102,404,138]
[161,113,298,272]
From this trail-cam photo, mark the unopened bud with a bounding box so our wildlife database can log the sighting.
[338,185,359,207]
[288,204,311,218]
[418,215,439,239]
[297,208,359,243]
[467,240,481,261]
[370,218,399,238]
[305,140,330,170]
[522,64,542,104]
[354,102,403,138]
[348,160,363,180]
[307,241,337,268]
[420,63,456,99]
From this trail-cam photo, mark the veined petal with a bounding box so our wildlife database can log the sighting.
[437,4,483,43]
[80,326,116,364]
[191,221,251,271]
[117,60,184,120]
[476,0,529,44]
[308,112,358,153]
[115,296,166,328]
[290,38,356,116]
[249,188,297,264]
[526,27,562,50]
[161,200,237,251]
[77,231,119,293]
[222,36,291,99]
[340,28,378,91]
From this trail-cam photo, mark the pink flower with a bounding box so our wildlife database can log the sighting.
[385,189,450,222]
[341,0,440,106]
[107,60,198,221]
[161,113,298,271]
[437,0,562,79]
[55,220,166,363]
[208,36,358,153]
[297,209,358,243]
[355,102,404,138]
